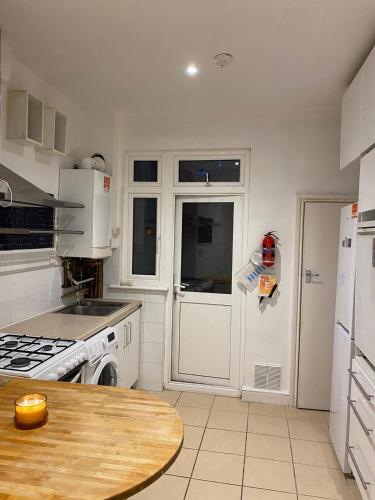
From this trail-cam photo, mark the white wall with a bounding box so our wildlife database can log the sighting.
[0,40,113,328]
[119,113,359,397]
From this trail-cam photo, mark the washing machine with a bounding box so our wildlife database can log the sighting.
[83,327,121,386]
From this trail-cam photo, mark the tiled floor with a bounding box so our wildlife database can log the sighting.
[132,391,362,500]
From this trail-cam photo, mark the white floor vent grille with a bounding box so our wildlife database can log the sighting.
[254,363,282,390]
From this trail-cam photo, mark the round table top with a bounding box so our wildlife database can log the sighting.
[0,377,183,499]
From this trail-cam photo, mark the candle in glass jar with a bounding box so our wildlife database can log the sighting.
[14,394,47,429]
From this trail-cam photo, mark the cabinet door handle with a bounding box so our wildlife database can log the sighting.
[128,322,132,344]
[346,443,371,490]
[124,324,128,348]
[349,369,374,401]
[348,397,373,435]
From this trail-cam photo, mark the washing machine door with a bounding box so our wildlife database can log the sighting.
[91,354,119,386]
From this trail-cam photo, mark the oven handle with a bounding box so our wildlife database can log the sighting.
[348,368,374,401]
[58,360,87,382]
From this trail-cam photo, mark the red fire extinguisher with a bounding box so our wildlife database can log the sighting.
[262,231,278,267]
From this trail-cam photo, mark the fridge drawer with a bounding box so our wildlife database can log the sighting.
[348,406,375,499]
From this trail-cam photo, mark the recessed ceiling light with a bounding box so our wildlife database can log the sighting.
[186,64,198,76]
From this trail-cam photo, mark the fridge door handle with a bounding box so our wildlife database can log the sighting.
[335,320,350,334]
[347,397,372,435]
[348,369,374,401]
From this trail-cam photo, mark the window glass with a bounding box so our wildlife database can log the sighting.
[133,160,158,182]
[178,159,240,183]
[180,202,234,294]
[132,198,157,275]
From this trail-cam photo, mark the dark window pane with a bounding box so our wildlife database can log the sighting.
[132,198,157,275]
[179,160,240,182]
[134,160,158,182]
[181,202,234,294]
[0,206,54,251]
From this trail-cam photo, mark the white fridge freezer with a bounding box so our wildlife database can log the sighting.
[330,203,357,473]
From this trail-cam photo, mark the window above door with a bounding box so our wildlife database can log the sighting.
[174,153,246,186]
[128,153,162,186]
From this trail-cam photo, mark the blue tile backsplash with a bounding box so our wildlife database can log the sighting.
[0,206,54,250]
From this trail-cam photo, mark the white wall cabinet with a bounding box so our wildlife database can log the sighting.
[6,89,44,146]
[341,46,375,169]
[361,47,375,155]
[39,107,67,156]
[340,69,363,170]
[115,308,141,388]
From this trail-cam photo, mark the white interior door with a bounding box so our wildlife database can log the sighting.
[298,201,347,410]
[172,196,242,388]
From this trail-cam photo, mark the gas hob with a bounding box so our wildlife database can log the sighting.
[0,333,87,380]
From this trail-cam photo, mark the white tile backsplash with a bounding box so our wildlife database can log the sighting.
[11,272,28,300]
[140,342,164,364]
[142,322,164,343]
[144,291,165,303]
[0,301,11,328]
[0,264,62,329]
[143,302,164,323]
[0,275,11,304]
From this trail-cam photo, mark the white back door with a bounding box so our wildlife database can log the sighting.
[172,196,243,388]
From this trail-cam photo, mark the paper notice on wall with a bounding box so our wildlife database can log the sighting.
[104,176,111,192]
[352,202,358,218]
[258,274,277,297]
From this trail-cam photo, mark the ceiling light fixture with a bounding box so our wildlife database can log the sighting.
[214,53,234,68]
[186,64,198,76]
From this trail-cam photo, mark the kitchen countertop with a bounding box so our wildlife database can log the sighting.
[0,299,142,341]
[0,376,183,499]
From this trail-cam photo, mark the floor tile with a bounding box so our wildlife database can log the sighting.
[246,433,292,461]
[175,406,210,427]
[244,456,296,493]
[176,392,214,409]
[166,447,197,477]
[207,410,248,432]
[212,395,249,414]
[183,425,204,449]
[132,474,189,499]
[243,488,297,500]
[192,450,244,485]
[291,439,340,468]
[201,428,246,455]
[346,478,362,500]
[286,407,327,423]
[294,463,351,499]
[248,414,289,437]
[298,497,331,500]
[151,390,181,406]
[288,419,330,442]
[249,402,286,418]
[185,479,241,500]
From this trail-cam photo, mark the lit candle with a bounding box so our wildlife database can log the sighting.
[14,393,47,429]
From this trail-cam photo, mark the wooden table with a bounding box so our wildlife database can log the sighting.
[0,378,183,499]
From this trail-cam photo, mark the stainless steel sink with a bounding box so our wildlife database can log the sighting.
[55,301,129,317]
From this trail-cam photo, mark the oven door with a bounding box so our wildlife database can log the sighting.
[58,362,86,383]
[91,354,119,386]
[355,224,375,366]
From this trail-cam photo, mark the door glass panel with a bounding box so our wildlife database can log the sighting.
[179,159,240,182]
[181,202,234,294]
[134,160,158,182]
[97,363,118,386]
[132,198,157,275]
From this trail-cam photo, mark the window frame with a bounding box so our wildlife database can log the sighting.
[127,193,161,282]
[128,153,162,187]
[173,153,246,187]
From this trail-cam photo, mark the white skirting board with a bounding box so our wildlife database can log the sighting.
[241,385,291,405]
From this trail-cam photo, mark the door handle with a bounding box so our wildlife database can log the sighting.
[128,322,132,344]
[305,269,320,284]
[124,324,128,348]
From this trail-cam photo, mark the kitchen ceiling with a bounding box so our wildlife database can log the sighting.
[0,0,375,119]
